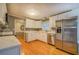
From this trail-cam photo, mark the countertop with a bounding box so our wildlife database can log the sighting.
[0,36,20,50]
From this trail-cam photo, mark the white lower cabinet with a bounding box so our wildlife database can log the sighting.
[26,31,47,43]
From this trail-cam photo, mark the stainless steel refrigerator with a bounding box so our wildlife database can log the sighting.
[55,16,78,54]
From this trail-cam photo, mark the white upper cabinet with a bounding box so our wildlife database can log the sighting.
[25,19,34,28]
[49,16,56,28]
[25,19,42,28]
[34,21,42,28]
[0,3,7,24]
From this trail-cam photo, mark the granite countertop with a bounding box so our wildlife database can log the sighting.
[0,36,20,50]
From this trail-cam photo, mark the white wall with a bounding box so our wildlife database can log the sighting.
[14,19,24,33]
[0,3,7,25]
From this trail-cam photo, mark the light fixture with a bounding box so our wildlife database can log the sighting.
[27,9,39,16]
[29,12,36,16]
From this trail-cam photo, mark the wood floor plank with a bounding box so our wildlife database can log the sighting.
[16,36,69,55]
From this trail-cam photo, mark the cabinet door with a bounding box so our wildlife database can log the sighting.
[49,16,56,28]
[0,3,7,24]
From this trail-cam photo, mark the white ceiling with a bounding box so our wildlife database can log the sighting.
[7,3,79,19]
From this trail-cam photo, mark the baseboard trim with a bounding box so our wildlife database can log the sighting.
[48,43,55,46]
[27,39,47,44]
[55,47,76,55]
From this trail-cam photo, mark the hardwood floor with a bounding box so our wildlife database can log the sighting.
[17,35,69,55]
